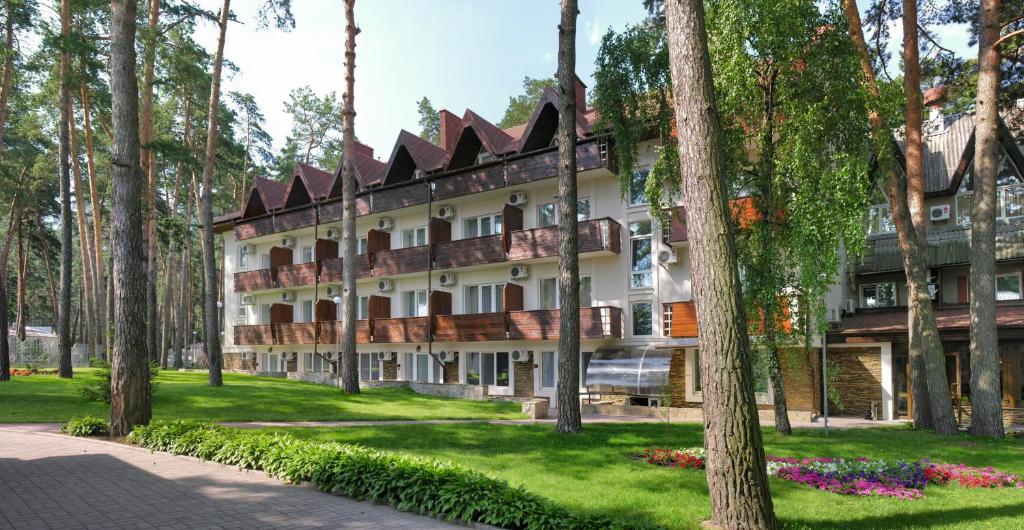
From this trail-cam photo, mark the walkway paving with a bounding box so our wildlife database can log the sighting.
[0,428,460,530]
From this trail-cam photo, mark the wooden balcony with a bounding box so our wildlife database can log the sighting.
[507,306,623,340]
[318,320,371,344]
[433,313,507,342]
[433,235,506,270]
[276,262,318,288]
[234,269,275,293]
[234,325,274,345]
[372,246,429,277]
[320,256,372,282]
[273,322,317,345]
[372,316,431,343]
[507,218,621,261]
[665,206,688,245]
[663,301,698,338]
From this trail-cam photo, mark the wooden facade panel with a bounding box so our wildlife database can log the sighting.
[433,313,506,342]
[372,184,429,213]
[273,323,317,345]
[366,229,391,254]
[373,246,429,276]
[665,301,698,338]
[276,262,317,288]
[318,320,371,344]
[429,290,452,316]
[235,217,275,240]
[508,219,620,261]
[234,325,274,345]
[234,269,274,292]
[315,299,336,321]
[429,218,452,244]
[315,238,339,260]
[433,235,505,270]
[503,283,524,312]
[507,307,621,340]
[270,303,294,324]
[506,150,558,185]
[583,306,622,339]
[666,206,688,243]
[269,247,293,268]
[433,164,505,200]
[275,209,317,232]
[320,256,371,282]
[373,317,430,343]
[368,295,391,319]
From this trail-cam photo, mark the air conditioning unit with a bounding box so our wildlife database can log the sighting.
[280,236,296,248]
[325,285,342,298]
[437,205,456,220]
[280,290,297,302]
[509,265,529,281]
[507,191,528,207]
[438,273,457,287]
[240,243,256,255]
[437,350,456,363]
[240,294,254,306]
[511,350,530,363]
[377,351,394,362]
[844,299,856,314]
[826,307,842,323]
[377,216,394,231]
[325,351,337,361]
[377,279,394,292]
[658,248,678,264]
[413,169,425,180]
[929,204,950,222]
[325,227,342,240]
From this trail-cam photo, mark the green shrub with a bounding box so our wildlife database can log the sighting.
[81,360,160,404]
[128,421,660,530]
[61,416,109,437]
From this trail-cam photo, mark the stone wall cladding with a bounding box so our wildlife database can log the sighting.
[443,356,460,384]
[223,352,256,371]
[382,360,399,381]
[513,359,535,398]
[830,347,883,418]
[670,347,818,412]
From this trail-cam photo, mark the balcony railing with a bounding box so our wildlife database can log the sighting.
[317,320,372,345]
[507,307,623,341]
[433,313,507,342]
[234,269,275,293]
[273,322,317,345]
[857,222,1024,273]
[372,246,429,277]
[433,235,506,270]
[373,316,431,343]
[276,262,318,288]
[507,218,621,261]
[234,324,275,345]
[320,255,372,282]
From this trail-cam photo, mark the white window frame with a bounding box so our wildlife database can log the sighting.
[236,293,247,321]
[867,203,895,236]
[537,198,592,227]
[359,352,382,381]
[260,253,271,269]
[403,351,442,383]
[304,352,331,373]
[300,245,314,264]
[464,351,512,394]
[260,303,271,325]
[631,301,654,337]
[539,276,592,310]
[861,282,898,308]
[462,213,503,238]
[996,271,1023,301]
[238,246,249,271]
[300,299,314,323]
[463,283,505,314]
[629,168,649,206]
[402,289,429,317]
[630,220,653,289]
[402,226,428,248]
[358,236,368,255]
[685,348,772,405]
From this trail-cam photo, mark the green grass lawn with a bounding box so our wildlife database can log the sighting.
[0,369,523,423]
[268,423,1024,530]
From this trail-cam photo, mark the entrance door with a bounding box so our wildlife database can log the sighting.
[893,355,909,419]
[536,350,557,407]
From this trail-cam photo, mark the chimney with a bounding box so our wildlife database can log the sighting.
[574,75,587,113]
[353,141,374,159]
[439,109,463,154]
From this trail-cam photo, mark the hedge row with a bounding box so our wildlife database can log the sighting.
[128,421,660,530]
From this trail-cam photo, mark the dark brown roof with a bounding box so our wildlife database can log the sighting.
[296,163,334,199]
[352,153,386,187]
[252,176,288,210]
[834,305,1024,336]
[381,130,448,185]
[461,110,516,156]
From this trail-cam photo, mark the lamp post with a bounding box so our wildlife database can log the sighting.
[333,295,342,378]
[216,300,224,367]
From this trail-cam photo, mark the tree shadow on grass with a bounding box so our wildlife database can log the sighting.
[782,501,1024,529]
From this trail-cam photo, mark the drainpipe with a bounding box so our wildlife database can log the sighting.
[313,201,319,371]
[426,180,435,378]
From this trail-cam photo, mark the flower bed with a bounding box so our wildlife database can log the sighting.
[635,447,1024,499]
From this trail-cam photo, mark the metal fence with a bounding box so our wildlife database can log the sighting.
[9,336,92,368]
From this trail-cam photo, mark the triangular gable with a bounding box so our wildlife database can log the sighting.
[282,170,313,209]
[462,110,515,155]
[516,87,591,153]
[382,130,447,185]
[328,149,387,199]
[296,163,335,199]
[241,186,268,218]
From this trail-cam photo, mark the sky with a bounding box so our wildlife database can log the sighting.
[190,1,976,164]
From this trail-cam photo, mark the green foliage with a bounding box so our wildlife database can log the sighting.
[129,421,659,530]
[80,360,159,404]
[825,359,844,412]
[61,415,109,437]
[417,96,440,145]
[280,85,344,174]
[498,76,557,129]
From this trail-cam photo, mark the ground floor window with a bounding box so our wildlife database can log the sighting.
[541,351,555,388]
[632,301,653,336]
[996,272,1023,301]
[403,352,442,383]
[686,348,770,404]
[359,352,381,381]
[303,352,331,373]
[465,352,510,386]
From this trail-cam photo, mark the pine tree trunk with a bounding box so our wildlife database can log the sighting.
[109,0,152,436]
[969,0,1004,437]
[0,199,22,382]
[340,0,360,394]
[15,215,26,340]
[56,0,74,379]
[36,220,59,319]
[81,81,107,360]
[140,0,160,365]
[901,0,958,435]
[201,0,230,386]
[555,0,581,434]
[664,1,778,527]
[0,0,14,159]
[70,99,97,360]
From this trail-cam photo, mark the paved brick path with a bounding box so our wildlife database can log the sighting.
[0,428,459,529]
